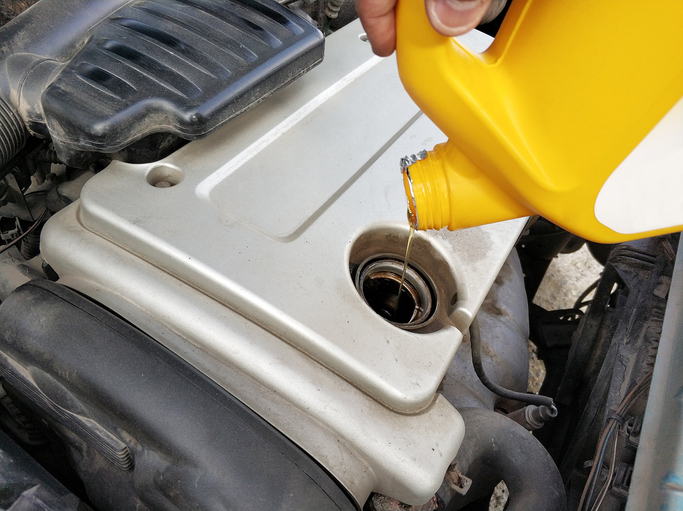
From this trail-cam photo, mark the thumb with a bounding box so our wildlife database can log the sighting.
[424,0,492,37]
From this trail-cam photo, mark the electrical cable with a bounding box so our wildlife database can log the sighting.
[469,316,556,410]
[590,427,619,511]
[581,422,617,510]
[577,371,653,511]
[574,278,600,310]
[0,208,48,256]
[23,190,48,197]
[18,183,36,222]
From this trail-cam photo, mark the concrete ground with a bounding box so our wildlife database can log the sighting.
[534,245,604,311]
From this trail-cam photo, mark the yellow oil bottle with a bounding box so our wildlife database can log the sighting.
[396,0,683,243]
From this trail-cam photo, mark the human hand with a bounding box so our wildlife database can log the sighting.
[355,0,505,57]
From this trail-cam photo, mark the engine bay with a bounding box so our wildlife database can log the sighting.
[0,2,678,511]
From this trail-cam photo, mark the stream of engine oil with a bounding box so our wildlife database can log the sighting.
[394,225,415,317]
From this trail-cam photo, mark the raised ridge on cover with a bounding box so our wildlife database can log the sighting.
[41,0,324,160]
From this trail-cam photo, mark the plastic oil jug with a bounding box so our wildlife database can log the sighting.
[396,0,683,244]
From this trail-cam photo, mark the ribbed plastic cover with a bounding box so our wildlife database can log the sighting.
[41,0,323,161]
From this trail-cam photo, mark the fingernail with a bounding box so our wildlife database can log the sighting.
[426,0,488,36]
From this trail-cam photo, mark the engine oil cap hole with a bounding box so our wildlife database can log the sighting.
[355,258,435,329]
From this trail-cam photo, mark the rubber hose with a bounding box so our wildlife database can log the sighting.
[448,408,566,511]
[470,316,555,410]
[20,228,42,260]
[0,96,28,171]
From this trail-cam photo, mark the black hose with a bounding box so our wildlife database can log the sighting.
[448,408,566,511]
[0,96,28,171]
[470,316,556,410]
[20,227,42,259]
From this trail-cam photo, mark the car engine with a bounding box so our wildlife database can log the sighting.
[0,1,678,510]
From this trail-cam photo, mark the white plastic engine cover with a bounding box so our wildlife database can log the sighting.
[41,21,526,506]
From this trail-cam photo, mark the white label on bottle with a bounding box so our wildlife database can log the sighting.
[595,96,683,235]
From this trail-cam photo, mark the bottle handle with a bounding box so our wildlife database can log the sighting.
[395,0,528,142]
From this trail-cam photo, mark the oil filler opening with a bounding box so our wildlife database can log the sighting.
[355,258,435,329]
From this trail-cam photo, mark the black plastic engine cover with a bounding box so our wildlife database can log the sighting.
[41,0,324,164]
[0,280,356,511]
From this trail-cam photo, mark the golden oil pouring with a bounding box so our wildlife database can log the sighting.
[394,225,415,317]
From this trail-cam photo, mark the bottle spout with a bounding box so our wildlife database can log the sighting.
[402,142,534,231]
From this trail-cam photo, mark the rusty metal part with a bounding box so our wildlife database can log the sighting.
[445,463,472,496]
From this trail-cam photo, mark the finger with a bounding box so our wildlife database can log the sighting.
[355,0,398,57]
[424,0,493,37]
